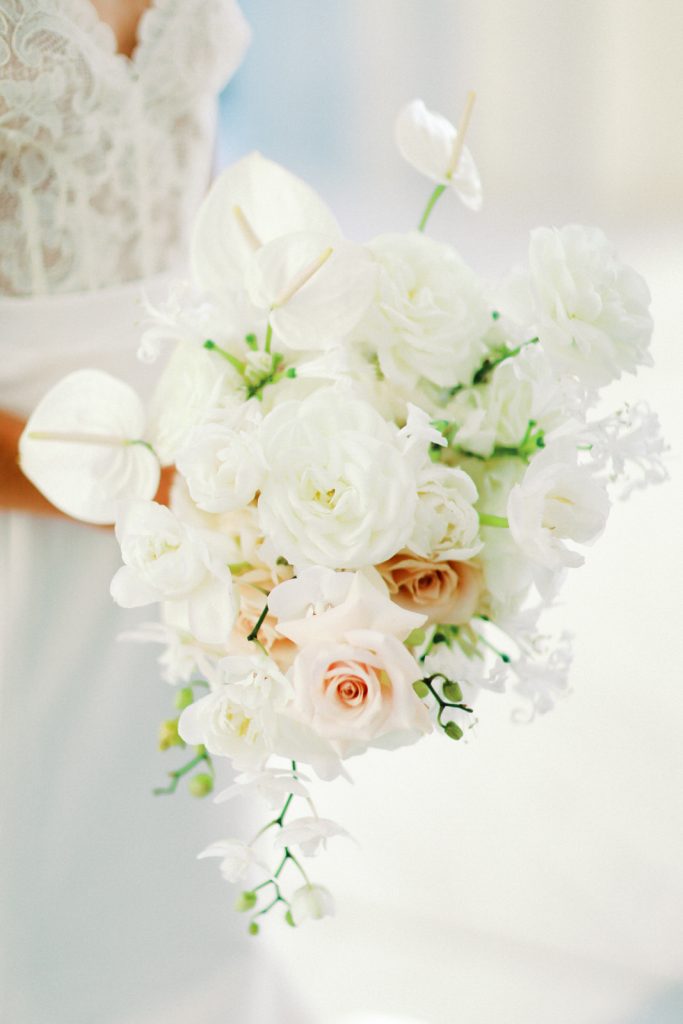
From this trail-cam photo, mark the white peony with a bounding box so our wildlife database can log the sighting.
[395,99,482,210]
[409,463,481,561]
[257,388,417,569]
[507,444,610,572]
[526,224,653,387]
[110,501,236,645]
[357,232,491,394]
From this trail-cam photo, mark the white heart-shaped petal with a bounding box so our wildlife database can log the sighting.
[19,370,159,525]
[190,152,341,298]
[245,232,378,350]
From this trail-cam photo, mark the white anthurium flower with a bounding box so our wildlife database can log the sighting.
[409,463,482,561]
[214,769,312,810]
[176,407,264,514]
[270,567,425,647]
[395,98,483,210]
[507,443,610,573]
[257,387,418,569]
[274,817,352,857]
[525,225,654,387]
[244,231,377,351]
[110,501,237,645]
[290,884,334,925]
[197,839,268,884]
[190,152,342,300]
[355,233,491,394]
[18,370,160,525]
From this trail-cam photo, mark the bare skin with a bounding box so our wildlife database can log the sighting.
[0,1,175,519]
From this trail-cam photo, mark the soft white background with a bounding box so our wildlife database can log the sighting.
[216,3,683,1022]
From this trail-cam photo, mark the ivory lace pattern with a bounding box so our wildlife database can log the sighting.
[0,0,250,296]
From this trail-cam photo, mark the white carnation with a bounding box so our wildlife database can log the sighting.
[176,411,264,514]
[257,388,417,569]
[409,463,481,561]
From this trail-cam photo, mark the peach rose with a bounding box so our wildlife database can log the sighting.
[231,568,296,671]
[377,553,483,626]
[289,628,431,757]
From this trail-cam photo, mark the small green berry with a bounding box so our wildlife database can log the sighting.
[158,719,183,751]
[174,686,193,711]
[413,680,430,699]
[284,909,296,928]
[442,680,463,703]
[248,921,260,936]
[235,891,257,913]
[444,721,464,741]
[188,773,213,798]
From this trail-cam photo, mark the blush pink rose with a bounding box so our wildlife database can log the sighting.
[377,553,483,626]
[289,629,431,757]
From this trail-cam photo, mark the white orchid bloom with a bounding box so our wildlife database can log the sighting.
[395,98,482,211]
[190,152,341,300]
[290,884,335,925]
[197,839,267,884]
[274,817,352,857]
[19,370,160,525]
[213,769,312,810]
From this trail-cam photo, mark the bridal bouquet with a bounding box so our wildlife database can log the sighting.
[20,96,665,932]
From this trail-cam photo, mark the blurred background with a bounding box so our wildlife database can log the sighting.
[213,3,683,1022]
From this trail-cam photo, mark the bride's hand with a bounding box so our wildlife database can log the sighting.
[0,409,175,517]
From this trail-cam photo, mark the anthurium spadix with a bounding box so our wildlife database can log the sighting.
[395,98,483,212]
[244,231,377,350]
[19,370,160,524]
[190,152,342,299]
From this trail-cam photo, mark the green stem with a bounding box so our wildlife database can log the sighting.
[153,750,208,796]
[417,183,447,232]
[247,602,269,642]
[203,339,247,377]
[479,513,509,529]
[472,337,540,386]
[264,322,273,354]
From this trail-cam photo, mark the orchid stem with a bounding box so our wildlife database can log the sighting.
[417,184,446,232]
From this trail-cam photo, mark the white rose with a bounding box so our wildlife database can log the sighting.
[507,443,610,572]
[526,224,653,387]
[258,388,417,569]
[356,232,491,394]
[176,415,264,513]
[288,629,432,758]
[110,501,236,645]
[409,463,481,561]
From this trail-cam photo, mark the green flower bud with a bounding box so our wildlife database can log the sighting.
[158,718,184,751]
[284,909,296,928]
[406,628,426,648]
[248,921,260,936]
[188,773,213,798]
[174,686,194,711]
[413,680,430,699]
[444,721,464,741]
[235,891,257,913]
[442,680,463,703]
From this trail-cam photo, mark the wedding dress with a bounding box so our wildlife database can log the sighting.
[0,3,309,1022]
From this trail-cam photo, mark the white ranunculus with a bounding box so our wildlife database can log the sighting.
[290,884,334,925]
[19,370,160,525]
[110,501,236,645]
[395,99,482,210]
[289,629,432,758]
[178,655,291,768]
[357,233,491,394]
[257,388,417,569]
[270,567,425,646]
[176,414,264,514]
[197,839,267,884]
[526,225,653,386]
[190,152,341,300]
[244,231,377,350]
[409,463,481,561]
[507,444,610,572]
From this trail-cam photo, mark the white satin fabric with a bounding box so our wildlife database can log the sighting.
[0,284,311,1024]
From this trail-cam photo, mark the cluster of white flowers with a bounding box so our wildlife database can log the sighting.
[19,96,665,933]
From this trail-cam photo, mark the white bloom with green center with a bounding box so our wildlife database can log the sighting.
[357,232,491,395]
[176,408,264,514]
[257,388,417,569]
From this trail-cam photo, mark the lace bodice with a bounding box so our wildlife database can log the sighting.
[0,0,250,296]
